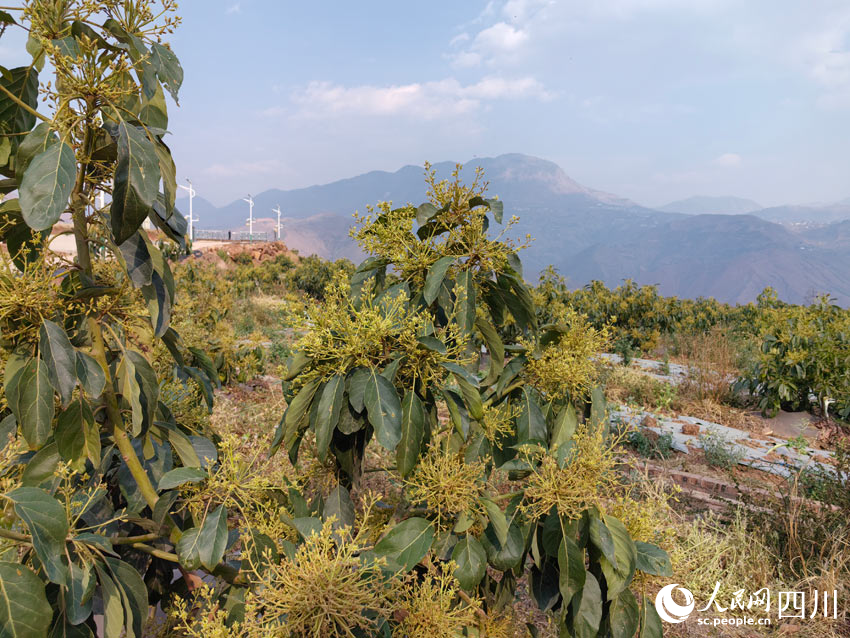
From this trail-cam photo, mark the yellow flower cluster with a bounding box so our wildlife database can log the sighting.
[296,276,469,389]
[523,308,609,402]
[404,441,487,530]
[523,423,621,521]
[392,563,481,638]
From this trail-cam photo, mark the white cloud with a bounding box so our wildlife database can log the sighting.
[713,153,742,168]
[286,76,549,120]
[449,32,470,47]
[225,3,241,14]
[476,22,529,53]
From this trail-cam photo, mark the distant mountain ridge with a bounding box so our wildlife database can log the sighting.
[658,195,762,215]
[189,153,850,305]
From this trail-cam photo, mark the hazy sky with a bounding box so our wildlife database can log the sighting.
[8,1,850,207]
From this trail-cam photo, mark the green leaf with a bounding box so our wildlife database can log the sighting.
[640,597,664,638]
[93,564,124,638]
[589,513,617,569]
[66,561,94,626]
[323,484,355,532]
[517,387,547,444]
[441,362,483,421]
[110,121,160,244]
[558,535,586,604]
[0,66,39,146]
[416,335,447,354]
[396,391,425,478]
[243,529,278,576]
[149,42,183,102]
[571,571,602,638]
[476,317,504,385]
[55,398,95,464]
[440,361,479,388]
[175,527,202,570]
[177,505,228,571]
[423,256,454,305]
[455,268,476,335]
[315,375,344,462]
[590,386,607,435]
[118,231,154,287]
[292,517,322,540]
[415,202,438,225]
[598,515,637,600]
[274,377,321,459]
[5,356,54,449]
[285,377,321,432]
[6,487,69,586]
[117,351,158,436]
[157,467,207,491]
[550,403,578,456]
[283,351,311,382]
[104,558,148,638]
[480,497,508,546]
[374,517,434,572]
[154,140,176,216]
[197,505,228,570]
[608,589,640,638]
[39,319,77,406]
[364,368,401,451]
[451,535,487,590]
[188,347,220,388]
[443,389,469,439]
[487,198,504,223]
[635,541,672,577]
[0,415,16,449]
[21,442,59,486]
[74,351,105,398]
[19,141,75,231]
[348,367,369,412]
[0,561,52,638]
[15,122,57,181]
[141,243,174,337]
[182,366,213,411]
[139,82,168,129]
[481,523,524,571]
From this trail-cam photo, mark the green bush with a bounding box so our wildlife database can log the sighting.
[287,254,354,299]
[736,295,850,419]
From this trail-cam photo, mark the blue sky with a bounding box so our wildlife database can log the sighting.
[7,1,850,207]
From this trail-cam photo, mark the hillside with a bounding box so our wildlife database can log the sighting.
[563,214,850,305]
[191,154,850,305]
[751,202,850,224]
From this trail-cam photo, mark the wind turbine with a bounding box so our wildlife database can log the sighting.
[243,194,254,240]
[273,205,283,241]
[178,179,197,242]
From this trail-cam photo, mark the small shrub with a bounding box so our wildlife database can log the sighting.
[629,428,673,459]
[613,335,636,365]
[699,427,745,469]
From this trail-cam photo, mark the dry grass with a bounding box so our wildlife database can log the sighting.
[667,328,740,404]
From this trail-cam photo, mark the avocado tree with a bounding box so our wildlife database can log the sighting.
[273,166,673,637]
[0,2,232,636]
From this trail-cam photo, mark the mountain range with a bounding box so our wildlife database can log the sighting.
[186,154,850,305]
